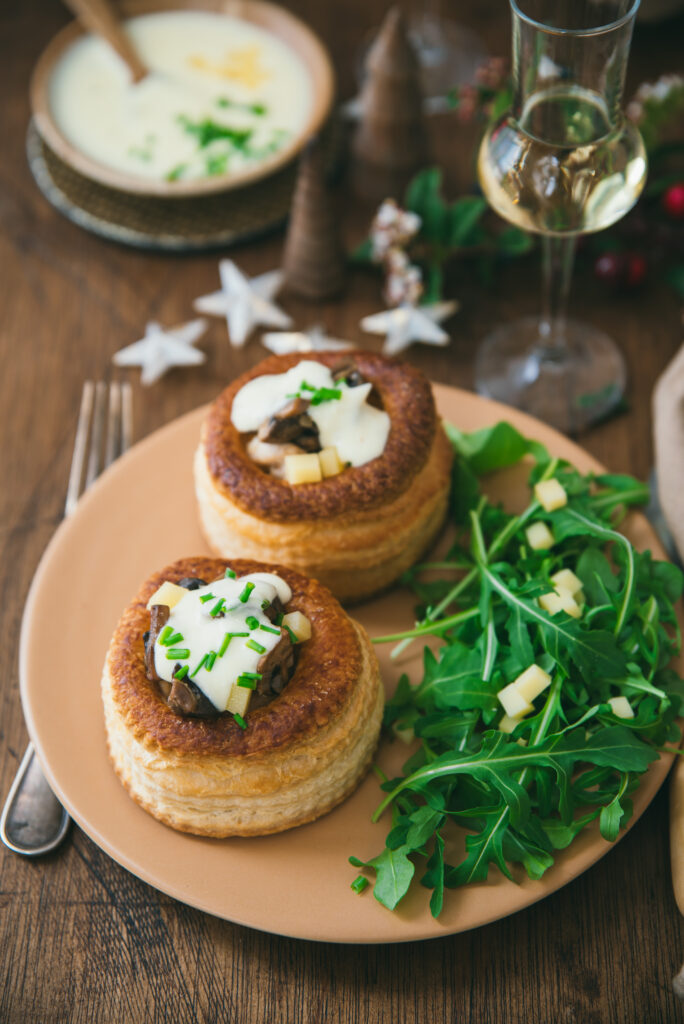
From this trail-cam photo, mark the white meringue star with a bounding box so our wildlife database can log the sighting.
[194,259,293,347]
[261,324,353,355]
[360,300,459,356]
[112,319,207,385]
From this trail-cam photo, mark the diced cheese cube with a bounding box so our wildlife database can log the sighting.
[392,722,415,744]
[226,683,252,716]
[550,568,583,597]
[534,478,568,512]
[526,521,555,550]
[539,586,581,619]
[498,713,523,734]
[607,696,635,719]
[284,453,322,485]
[146,581,188,611]
[318,446,343,478]
[497,683,535,719]
[281,611,312,642]
[512,664,552,703]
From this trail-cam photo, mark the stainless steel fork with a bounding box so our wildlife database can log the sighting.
[0,381,133,856]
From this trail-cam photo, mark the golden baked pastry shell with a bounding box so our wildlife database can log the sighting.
[196,352,454,601]
[102,556,384,837]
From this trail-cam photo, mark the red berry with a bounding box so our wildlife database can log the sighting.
[624,253,647,287]
[593,251,647,289]
[663,183,684,219]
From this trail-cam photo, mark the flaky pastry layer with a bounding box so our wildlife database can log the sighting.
[102,557,384,837]
[195,353,453,602]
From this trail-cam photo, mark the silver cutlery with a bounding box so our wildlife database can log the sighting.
[0,380,133,856]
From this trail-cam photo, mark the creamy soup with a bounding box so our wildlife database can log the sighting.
[48,10,312,182]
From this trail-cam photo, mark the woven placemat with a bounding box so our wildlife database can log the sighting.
[27,119,302,252]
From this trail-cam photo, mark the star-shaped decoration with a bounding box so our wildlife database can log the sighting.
[360,300,459,356]
[194,259,293,347]
[261,324,353,355]
[112,319,207,385]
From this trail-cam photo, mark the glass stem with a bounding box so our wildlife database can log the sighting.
[538,235,577,354]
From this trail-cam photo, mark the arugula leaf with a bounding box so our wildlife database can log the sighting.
[349,846,415,910]
[445,421,549,476]
[423,831,446,917]
[356,421,682,917]
[415,645,498,712]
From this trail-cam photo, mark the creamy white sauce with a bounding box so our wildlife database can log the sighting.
[231,360,391,468]
[48,11,312,181]
[153,571,292,711]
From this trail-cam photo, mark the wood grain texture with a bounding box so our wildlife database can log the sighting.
[2,0,684,1021]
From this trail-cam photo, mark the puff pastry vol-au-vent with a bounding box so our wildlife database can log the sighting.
[102,556,384,837]
[194,350,453,602]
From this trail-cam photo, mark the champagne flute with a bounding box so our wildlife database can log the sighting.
[475,0,647,434]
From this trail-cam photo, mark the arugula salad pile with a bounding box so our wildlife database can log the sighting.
[351,422,684,917]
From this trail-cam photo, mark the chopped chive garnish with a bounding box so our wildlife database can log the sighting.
[199,592,215,604]
[246,615,259,630]
[351,875,369,895]
[237,674,258,689]
[224,568,237,579]
[283,625,298,644]
[165,632,184,646]
[174,665,189,680]
[166,648,190,659]
[218,631,249,657]
[210,598,226,618]
[275,612,284,626]
[246,638,266,654]
[239,582,255,603]
[233,713,247,730]
[261,599,270,610]
[295,381,342,405]
[192,654,207,676]
[259,624,281,635]
[238,671,262,680]
[159,625,173,645]
[205,651,217,671]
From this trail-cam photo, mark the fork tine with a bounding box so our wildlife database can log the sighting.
[64,381,94,518]
[85,382,107,490]
[65,381,134,519]
[120,381,133,456]
[104,382,121,468]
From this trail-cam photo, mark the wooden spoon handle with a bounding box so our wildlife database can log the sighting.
[670,754,684,914]
[62,0,147,82]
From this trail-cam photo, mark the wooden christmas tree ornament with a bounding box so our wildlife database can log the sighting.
[351,6,430,202]
[282,141,346,301]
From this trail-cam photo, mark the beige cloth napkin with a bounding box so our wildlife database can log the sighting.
[653,341,684,562]
[656,340,684,979]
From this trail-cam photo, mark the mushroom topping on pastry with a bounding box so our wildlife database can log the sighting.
[143,568,309,725]
[231,358,391,483]
[194,351,453,603]
[256,396,321,451]
[101,556,384,837]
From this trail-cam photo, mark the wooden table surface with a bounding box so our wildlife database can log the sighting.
[2,1,684,1021]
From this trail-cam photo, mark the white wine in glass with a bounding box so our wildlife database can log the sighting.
[475,0,647,434]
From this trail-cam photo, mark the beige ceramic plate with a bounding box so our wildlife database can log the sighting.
[30,0,334,197]
[20,386,679,943]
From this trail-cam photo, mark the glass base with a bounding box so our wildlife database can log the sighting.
[474,316,626,435]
